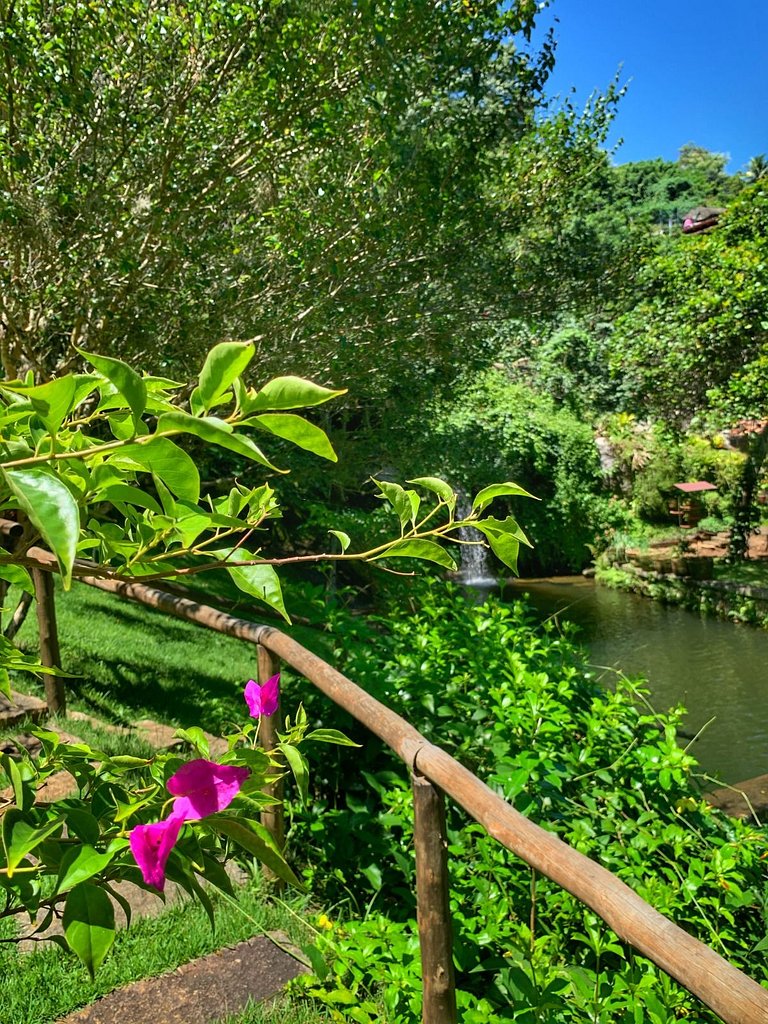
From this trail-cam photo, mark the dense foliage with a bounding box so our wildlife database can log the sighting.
[0,0,611,408]
[609,184,768,422]
[0,338,532,976]
[282,585,768,1022]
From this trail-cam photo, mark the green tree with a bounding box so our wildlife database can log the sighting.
[608,184,768,422]
[744,153,768,183]
[0,0,594,403]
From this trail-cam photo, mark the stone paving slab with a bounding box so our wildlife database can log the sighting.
[56,934,308,1024]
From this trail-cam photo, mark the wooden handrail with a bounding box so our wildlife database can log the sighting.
[78,573,768,1024]
[3,525,767,1024]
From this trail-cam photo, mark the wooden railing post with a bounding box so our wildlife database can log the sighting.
[257,644,284,884]
[32,568,65,715]
[412,770,457,1024]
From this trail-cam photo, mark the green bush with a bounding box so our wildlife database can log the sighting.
[286,584,768,1022]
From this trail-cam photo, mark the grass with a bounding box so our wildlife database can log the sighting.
[0,878,318,1024]
[214,996,337,1024]
[9,577,335,733]
[714,559,768,587]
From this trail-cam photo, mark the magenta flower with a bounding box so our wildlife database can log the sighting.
[166,758,250,821]
[244,673,280,718]
[129,808,186,891]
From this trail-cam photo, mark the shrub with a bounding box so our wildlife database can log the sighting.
[287,584,768,1022]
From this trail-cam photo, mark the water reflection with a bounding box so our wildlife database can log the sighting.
[501,577,768,785]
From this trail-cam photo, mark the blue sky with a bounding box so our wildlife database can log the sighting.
[532,0,768,173]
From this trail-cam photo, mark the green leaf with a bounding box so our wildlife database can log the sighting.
[372,479,412,531]
[174,727,210,758]
[57,844,117,894]
[63,882,116,978]
[210,817,303,888]
[245,413,337,461]
[0,753,27,810]
[473,518,529,573]
[304,942,330,981]
[213,548,289,622]
[156,412,283,471]
[94,483,162,514]
[245,376,346,412]
[64,809,101,845]
[472,482,537,513]
[361,863,383,891]
[407,476,457,511]
[78,349,147,427]
[2,810,65,875]
[328,530,351,553]
[475,515,532,547]
[488,533,519,572]
[1,377,76,434]
[3,467,79,587]
[305,728,361,747]
[0,563,33,593]
[198,341,255,412]
[374,539,457,571]
[111,437,200,502]
[278,742,309,806]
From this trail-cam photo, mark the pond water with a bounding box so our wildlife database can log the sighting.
[500,577,768,785]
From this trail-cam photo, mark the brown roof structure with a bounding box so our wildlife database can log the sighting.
[673,481,718,493]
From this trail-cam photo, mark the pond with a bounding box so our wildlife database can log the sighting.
[502,577,768,785]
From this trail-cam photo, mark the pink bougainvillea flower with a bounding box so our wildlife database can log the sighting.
[244,673,280,718]
[166,758,250,821]
[129,808,186,891]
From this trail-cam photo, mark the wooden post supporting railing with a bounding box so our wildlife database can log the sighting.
[413,771,457,1024]
[257,644,285,885]
[32,568,65,715]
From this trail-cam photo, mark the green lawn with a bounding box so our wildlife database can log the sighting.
[0,880,319,1024]
[10,576,334,733]
[714,559,768,587]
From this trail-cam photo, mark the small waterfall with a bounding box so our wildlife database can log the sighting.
[456,493,497,588]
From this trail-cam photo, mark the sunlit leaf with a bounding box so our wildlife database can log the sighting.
[3,467,79,587]
[212,548,289,622]
[63,883,116,978]
[156,412,283,471]
[198,341,255,412]
[210,816,303,888]
[244,376,346,412]
[78,349,147,428]
[373,539,457,571]
[111,437,200,502]
[245,413,337,461]
[472,482,537,513]
[328,530,351,553]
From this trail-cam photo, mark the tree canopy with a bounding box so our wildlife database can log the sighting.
[0,0,609,403]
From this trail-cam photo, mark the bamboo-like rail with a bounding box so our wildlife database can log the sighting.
[4,525,768,1024]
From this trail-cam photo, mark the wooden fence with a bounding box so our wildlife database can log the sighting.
[5,525,768,1024]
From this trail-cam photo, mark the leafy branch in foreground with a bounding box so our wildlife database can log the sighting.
[0,341,532,687]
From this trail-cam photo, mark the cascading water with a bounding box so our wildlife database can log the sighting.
[456,493,497,588]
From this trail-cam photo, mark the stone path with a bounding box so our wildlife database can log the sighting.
[0,689,47,727]
[56,934,308,1024]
